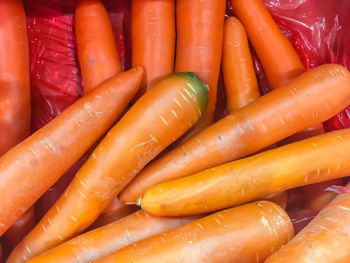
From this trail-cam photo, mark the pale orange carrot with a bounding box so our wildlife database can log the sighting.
[27,210,198,263]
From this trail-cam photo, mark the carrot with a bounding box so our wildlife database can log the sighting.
[120,64,350,202]
[265,184,350,263]
[231,0,304,89]
[8,72,208,262]
[89,197,139,229]
[132,0,175,98]
[0,67,144,237]
[93,201,293,263]
[4,207,36,247]
[175,0,226,137]
[303,179,344,212]
[282,123,342,212]
[222,17,260,113]
[221,17,288,209]
[0,0,30,157]
[75,0,121,94]
[140,128,350,216]
[27,210,197,263]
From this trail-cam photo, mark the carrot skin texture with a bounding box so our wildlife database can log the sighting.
[141,129,350,216]
[175,0,226,135]
[0,67,144,237]
[94,201,293,263]
[8,73,208,262]
[132,0,175,97]
[222,17,260,113]
[120,64,350,202]
[76,0,121,94]
[231,0,304,89]
[27,210,197,263]
[0,0,30,156]
[265,184,350,263]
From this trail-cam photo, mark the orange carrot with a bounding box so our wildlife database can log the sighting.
[0,0,30,156]
[0,67,144,237]
[89,197,139,229]
[4,207,36,247]
[94,201,293,263]
[231,0,305,89]
[8,73,208,262]
[303,179,344,212]
[27,210,197,263]
[221,17,288,209]
[265,184,350,263]
[222,17,260,113]
[141,129,350,216]
[120,64,350,202]
[75,0,121,94]
[132,0,175,97]
[175,0,226,137]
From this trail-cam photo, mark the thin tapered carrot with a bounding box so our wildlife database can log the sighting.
[89,197,139,229]
[141,129,350,216]
[265,184,350,263]
[27,210,198,263]
[175,0,226,137]
[93,201,293,263]
[0,0,30,156]
[303,179,343,212]
[120,64,350,202]
[0,67,144,237]
[221,17,288,209]
[8,73,208,262]
[222,17,260,113]
[75,0,121,94]
[231,0,305,90]
[132,0,175,97]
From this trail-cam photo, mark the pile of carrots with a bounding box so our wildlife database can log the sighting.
[1,0,350,262]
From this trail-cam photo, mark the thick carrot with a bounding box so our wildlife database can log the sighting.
[231,0,304,89]
[265,184,350,263]
[94,201,293,263]
[27,210,197,263]
[89,197,139,229]
[282,123,342,212]
[75,0,121,94]
[303,179,343,212]
[132,0,175,97]
[4,207,36,247]
[222,17,260,113]
[0,0,30,156]
[175,0,226,137]
[0,67,144,237]
[141,129,350,216]
[8,73,208,262]
[120,64,350,202]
